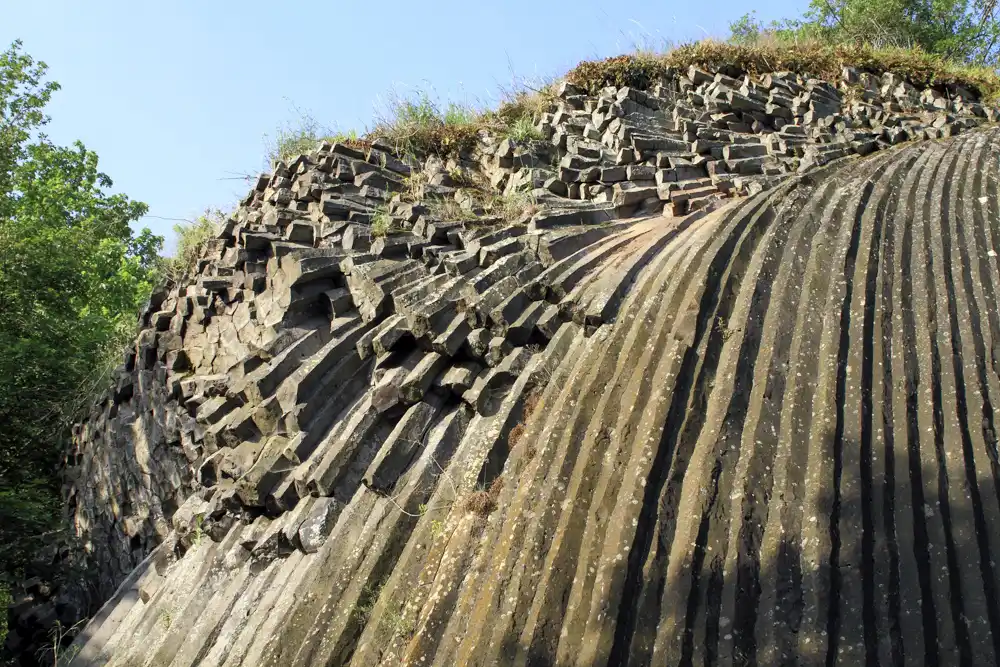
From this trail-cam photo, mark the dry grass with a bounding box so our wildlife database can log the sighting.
[427,188,537,225]
[465,477,504,516]
[493,85,558,138]
[485,191,539,224]
[566,39,1000,102]
[523,391,542,419]
[509,389,542,450]
[427,195,468,222]
[508,423,526,449]
[400,170,430,202]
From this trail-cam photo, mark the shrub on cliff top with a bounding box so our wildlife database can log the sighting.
[566,40,1000,102]
[265,106,365,166]
[279,35,999,165]
[734,0,1000,66]
[161,209,224,281]
[371,91,487,157]
[368,83,557,159]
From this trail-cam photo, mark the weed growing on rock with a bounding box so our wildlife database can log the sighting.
[163,209,223,281]
[264,106,362,166]
[331,128,362,145]
[494,77,559,126]
[370,206,393,237]
[447,165,476,187]
[353,582,382,625]
[401,170,429,202]
[35,619,83,666]
[427,196,467,222]
[190,515,205,547]
[380,604,416,641]
[504,116,543,142]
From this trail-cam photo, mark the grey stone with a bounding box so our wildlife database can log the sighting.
[297,497,343,553]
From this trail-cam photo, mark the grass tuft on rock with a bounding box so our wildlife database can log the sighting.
[370,206,393,238]
[370,86,553,159]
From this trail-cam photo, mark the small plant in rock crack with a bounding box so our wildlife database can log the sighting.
[190,515,205,546]
[427,194,468,222]
[429,519,447,540]
[715,315,740,341]
[352,582,383,625]
[381,604,417,641]
[37,619,84,666]
[370,206,394,237]
[482,190,539,224]
[401,171,429,201]
[447,165,476,187]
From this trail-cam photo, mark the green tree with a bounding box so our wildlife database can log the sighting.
[0,40,161,588]
[729,10,763,46]
[730,0,1000,65]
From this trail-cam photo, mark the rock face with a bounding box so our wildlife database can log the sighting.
[7,62,1000,666]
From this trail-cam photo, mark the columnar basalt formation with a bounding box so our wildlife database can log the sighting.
[6,60,1000,666]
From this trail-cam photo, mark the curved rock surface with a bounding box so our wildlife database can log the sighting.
[59,126,1000,666]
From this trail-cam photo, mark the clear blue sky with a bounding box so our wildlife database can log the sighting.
[4,0,805,253]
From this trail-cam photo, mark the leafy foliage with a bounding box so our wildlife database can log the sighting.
[729,11,764,46]
[162,209,223,280]
[0,580,9,652]
[0,39,159,603]
[729,0,1000,65]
